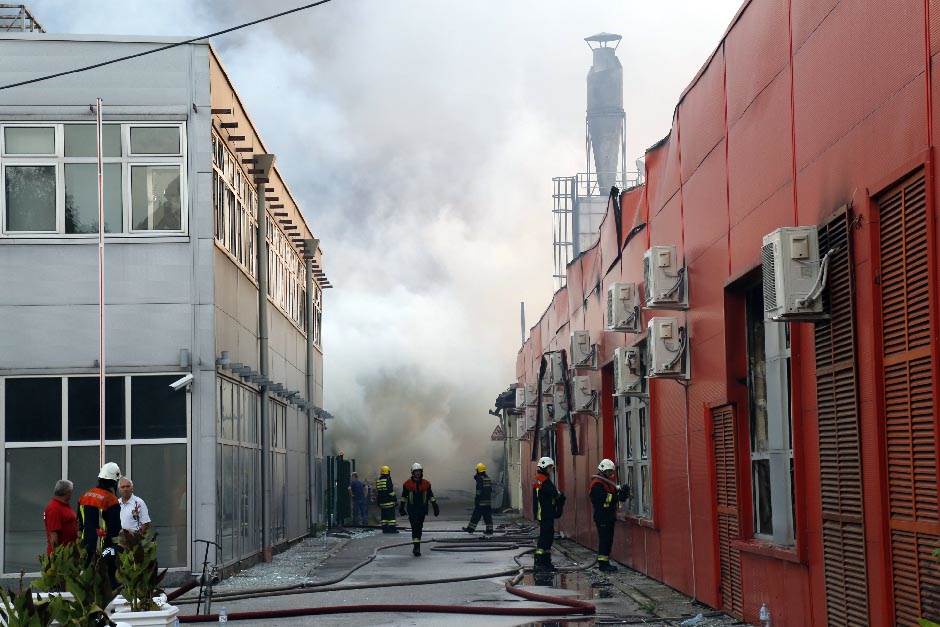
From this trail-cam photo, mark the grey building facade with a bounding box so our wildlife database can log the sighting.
[0,33,327,576]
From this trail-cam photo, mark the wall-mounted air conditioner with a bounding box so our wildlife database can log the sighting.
[570,330,597,369]
[762,226,829,321]
[549,352,565,381]
[613,346,645,396]
[571,375,598,414]
[643,245,688,309]
[607,282,641,332]
[647,317,690,379]
[524,406,536,433]
[515,386,525,410]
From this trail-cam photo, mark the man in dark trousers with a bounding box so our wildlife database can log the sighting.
[463,462,494,535]
[400,462,439,556]
[348,472,368,526]
[590,458,629,572]
[532,456,565,572]
[375,465,398,533]
[78,462,123,585]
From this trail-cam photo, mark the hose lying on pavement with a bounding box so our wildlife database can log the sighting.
[177,553,595,622]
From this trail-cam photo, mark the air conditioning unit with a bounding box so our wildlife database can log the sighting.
[643,245,688,309]
[571,375,598,414]
[647,317,690,379]
[524,383,537,406]
[613,346,645,396]
[607,282,641,332]
[551,382,568,418]
[515,386,525,409]
[762,226,828,321]
[569,330,597,369]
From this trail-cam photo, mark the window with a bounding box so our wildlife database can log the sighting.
[67,376,125,440]
[746,283,795,545]
[1,123,185,235]
[212,132,257,275]
[131,375,187,438]
[270,400,288,543]
[614,345,651,519]
[266,214,307,330]
[0,374,189,574]
[5,377,61,441]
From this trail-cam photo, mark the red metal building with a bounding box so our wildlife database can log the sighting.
[515,0,940,625]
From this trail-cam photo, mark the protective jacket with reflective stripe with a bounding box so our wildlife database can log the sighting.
[78,487,121,554]
[532,472,560,522]
[473,472,492,507]
[401,479,436,516]
[375,475,396,508]
[589,474,628,523]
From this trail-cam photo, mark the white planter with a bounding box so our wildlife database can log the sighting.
[110,604,179,627]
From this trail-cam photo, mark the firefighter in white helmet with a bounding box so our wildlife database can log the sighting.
[590,458,630,572]
[532,456,565,572]
[400,462,439,556]
[78,462,123,585]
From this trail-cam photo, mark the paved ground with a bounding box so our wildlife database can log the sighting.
[172,507,748,626]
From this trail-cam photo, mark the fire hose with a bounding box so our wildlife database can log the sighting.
[174,537,597,622]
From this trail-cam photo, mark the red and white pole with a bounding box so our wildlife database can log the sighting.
[96,97,105,466]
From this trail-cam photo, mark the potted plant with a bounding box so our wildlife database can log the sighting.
[28,542,115,626]
[109,532,177,627]
[0,576,55,626]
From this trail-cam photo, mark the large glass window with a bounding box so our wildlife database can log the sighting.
[1,374,189,574]
[5,377,61,442]
[67,376,125,440]
[212,132,257,276]
[4,448,61,573]
[4,165,56,232]
[64,163,123,233]
[131,444,187,567]
[131,376,186,438]
[746,283,794,545]
[266,215,307,331]
[1,122,186,235]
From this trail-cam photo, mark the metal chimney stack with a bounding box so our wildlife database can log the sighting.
[585,33,624,193]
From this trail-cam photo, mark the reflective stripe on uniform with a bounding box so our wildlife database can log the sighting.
[597,555,609,561]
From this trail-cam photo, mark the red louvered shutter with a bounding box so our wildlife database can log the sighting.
[814,207,870,626]
[875,170,940,625]
[711,403,743,618]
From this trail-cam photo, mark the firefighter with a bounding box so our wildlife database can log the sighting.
[533,456,565,572]
[590,458,629,572]
[463,462,493,535]
[400,462,439,556]
[78,462,123,585]
[375,465,398,533]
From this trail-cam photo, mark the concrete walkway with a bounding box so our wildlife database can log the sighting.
[172,512,748,626]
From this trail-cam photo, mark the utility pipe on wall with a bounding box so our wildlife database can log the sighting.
[255,154,275,562]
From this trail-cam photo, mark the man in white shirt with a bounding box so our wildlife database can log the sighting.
[118,477,151,534]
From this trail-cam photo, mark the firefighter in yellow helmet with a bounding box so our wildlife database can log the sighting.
[463,462,494,535]
[375,465,398,533]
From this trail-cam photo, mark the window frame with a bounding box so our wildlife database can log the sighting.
[0,373,191,574]
[0,122,187,238]
[613,338,652,521]
[745,283,796,546]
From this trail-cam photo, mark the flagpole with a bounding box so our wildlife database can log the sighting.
[96,97,105,466]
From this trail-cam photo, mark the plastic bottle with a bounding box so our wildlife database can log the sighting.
[218,607,228,623]
[759,603,771,626]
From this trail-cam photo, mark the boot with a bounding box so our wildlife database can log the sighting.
[598,560,618,573]
[413,544,421,557]
[484,527,494,535]
[544,558,557,572]
[462,526,475,533]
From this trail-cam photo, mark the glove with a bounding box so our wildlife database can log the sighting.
[617,485,630,502]
[432,502,440,517]
[399,504,407,516]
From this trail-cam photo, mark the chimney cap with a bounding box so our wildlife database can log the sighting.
[585,32,622,48]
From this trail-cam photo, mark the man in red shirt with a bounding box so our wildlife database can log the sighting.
[43,479,78,554]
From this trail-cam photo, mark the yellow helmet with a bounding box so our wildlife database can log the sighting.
[380,465,391,475]
[475,462,487,473]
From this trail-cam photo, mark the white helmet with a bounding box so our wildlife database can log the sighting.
[598,459,616,473]
[98,462,122,481]
[537,456,555,470]
[411,462,423,471]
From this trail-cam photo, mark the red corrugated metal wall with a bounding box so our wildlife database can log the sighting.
[516,0,940,624]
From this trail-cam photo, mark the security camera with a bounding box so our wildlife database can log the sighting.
[169,373,194,391]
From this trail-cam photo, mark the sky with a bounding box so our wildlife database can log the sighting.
[32,0,743,488]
